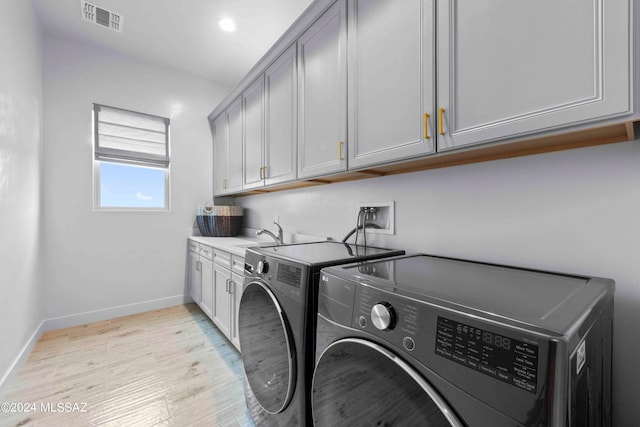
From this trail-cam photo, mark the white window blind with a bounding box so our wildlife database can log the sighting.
[93,104,170,168]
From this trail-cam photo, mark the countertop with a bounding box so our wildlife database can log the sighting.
[188,235,270,256]
[188,228,330,257]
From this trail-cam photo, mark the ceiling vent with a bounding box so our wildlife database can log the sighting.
[81,1,123,33]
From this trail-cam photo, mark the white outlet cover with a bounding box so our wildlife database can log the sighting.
[355,201,394,235]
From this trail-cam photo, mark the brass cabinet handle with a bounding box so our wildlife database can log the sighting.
[260,166,267,179]
[223,178,227,189]
[439,108,445,136]
[424,113,430,139]
[338,141,344,160]
[259,167,263,180]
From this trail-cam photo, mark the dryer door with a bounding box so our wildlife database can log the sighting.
[312,338,462,427]
[238,281,296,414]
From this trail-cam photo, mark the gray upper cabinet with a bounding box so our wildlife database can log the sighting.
[297,0,348,179]
[212,114,227,196]
[436,0,632,151]
[265,45,298,187]
[347,0,435,169]
[243,46,298,190]
[213,98,243,196]
[209,0,636,196]
[225,98,244,194]
[243,77,265,190]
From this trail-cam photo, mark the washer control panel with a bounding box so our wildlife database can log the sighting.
[355,287,419,353]
[435,317,539,393]
[353,284,540,394]
[371,303,396,331]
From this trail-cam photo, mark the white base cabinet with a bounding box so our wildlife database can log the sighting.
[200,257,214,318]
[188,240,244,351]
[188,242,202,304]
[230,272,244,350]
[213,263,232,338]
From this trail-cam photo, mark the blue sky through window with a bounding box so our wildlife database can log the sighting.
[99,162,166,208]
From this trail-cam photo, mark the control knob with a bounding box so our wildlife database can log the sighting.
[257,260,269,274]
[371,302,396,331]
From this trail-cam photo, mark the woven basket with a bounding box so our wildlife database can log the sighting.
[197,206,243,237]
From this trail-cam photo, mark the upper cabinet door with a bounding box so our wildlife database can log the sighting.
[243,77,265,190]
[225,97,244,194]
[212,114,227,196]
[347,0,435,169]
[297,0,348,179]
[437,0,632,151]
[265,45,298,186]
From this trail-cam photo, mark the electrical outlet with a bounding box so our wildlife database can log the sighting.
[355,201,394,235]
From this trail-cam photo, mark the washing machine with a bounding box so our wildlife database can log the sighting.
[312,254,614,426]
[238,241,404,426]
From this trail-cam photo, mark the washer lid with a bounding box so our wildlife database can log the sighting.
[253,241,404,267]
[326,254,614,334]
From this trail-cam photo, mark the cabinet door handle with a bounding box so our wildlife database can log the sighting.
[259,167,263,180]
[225,279,230,293]
[196,260,201,272]
[423,113,430,139]
[223,178,228,189]
[338,141,344,160]
[229,281,235,295]
[439,108,445,136]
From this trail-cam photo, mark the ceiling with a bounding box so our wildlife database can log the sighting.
[32,0,314,88]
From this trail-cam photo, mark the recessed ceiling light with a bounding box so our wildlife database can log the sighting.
[218,17,236,32]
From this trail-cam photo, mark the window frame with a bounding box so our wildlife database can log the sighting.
[92,104,171,212]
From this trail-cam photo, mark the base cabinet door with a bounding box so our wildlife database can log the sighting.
[230,272,244,350]
[213,264,232,338]
[436,0,631,151]
[188,251,201,304]
[347,0,435,168]
[200,258,214,318]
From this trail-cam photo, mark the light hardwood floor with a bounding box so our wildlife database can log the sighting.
[0,304,254,427]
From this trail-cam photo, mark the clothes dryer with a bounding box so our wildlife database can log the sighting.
[239,242,404,426]
[313,254,614,426]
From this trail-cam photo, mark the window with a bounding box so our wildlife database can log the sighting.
[93,104,170,210]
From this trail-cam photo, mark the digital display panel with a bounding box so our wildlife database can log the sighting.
[435,317,538,393]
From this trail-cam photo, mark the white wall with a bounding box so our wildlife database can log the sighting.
[42,33,229,322]
[236,140,640,425]
[0,1,43,386]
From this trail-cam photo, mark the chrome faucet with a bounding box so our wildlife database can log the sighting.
[256,221,283,245]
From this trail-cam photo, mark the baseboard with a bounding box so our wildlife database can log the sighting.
[0,320,45,397]
[43,294,189,332]
[0,294,189,395]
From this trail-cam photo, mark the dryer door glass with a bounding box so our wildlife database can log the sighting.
[239,281,296,414]
[312,338,462,426]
